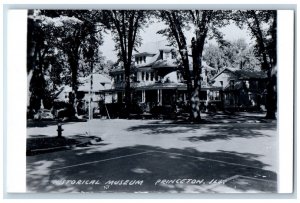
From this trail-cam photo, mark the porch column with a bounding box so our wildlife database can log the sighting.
[206,90,210,102]
[206,90,210,112]
[142,90,145,103]
[159,89,162,105]
[157,89,160,104]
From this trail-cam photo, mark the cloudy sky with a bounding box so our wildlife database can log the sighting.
[99,19,253,62]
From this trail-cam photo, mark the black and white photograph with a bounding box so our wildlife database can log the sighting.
[25,9,280,193]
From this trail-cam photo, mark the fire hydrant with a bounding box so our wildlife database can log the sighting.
[57,122,64,137]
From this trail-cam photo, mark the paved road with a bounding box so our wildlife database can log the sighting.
[27,116,278,193]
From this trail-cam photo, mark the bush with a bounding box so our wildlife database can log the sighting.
[150,105,176,119]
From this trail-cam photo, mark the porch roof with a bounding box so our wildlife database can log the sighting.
[135,83,222,91]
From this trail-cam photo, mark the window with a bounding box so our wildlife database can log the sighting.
[143,56,146,63]
[136,57,139,64]
[146,72,149,81]
[220,81,223,87]
[150,72,154,81]
[142,72,145,81]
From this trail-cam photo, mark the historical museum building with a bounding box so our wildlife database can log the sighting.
[109,48,221,112]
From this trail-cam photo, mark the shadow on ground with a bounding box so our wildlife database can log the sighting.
[26,134,100,156]
[27,145,277,193]
[126,121,276,142]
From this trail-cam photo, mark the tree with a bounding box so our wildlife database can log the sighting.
[30,10,107,116]
[156,10,194,119]
[104,10,150,116]
[189,10,231,121]
[27,10,60,111]
[233,10,277,119]
[203,39,260,72]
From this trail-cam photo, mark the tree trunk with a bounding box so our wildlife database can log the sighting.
[265,12,277,120]
[181,52,193,120]
[124,62,131,117]
[191,38,201,122]
[265,69,277,119]
[69,55,79,117]
[251,10,277,119]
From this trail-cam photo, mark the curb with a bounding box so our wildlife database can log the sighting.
[26,137,102,156]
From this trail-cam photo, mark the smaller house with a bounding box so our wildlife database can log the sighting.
[54,85,73,103]
[54,73,113,116]
[210,67,268,110]
[78,73,112,104]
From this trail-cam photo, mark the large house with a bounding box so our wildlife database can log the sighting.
[110,48,221,112]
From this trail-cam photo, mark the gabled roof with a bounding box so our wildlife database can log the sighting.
[78,74,112,92]
[234,69,267,79]
[54,85,72,102]
[211,67,267,81]
[223,80,244,91]
[134,52,156,57]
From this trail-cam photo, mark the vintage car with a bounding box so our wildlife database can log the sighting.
[33,109,54,120]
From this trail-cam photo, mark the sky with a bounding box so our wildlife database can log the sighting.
[99,20,253,62]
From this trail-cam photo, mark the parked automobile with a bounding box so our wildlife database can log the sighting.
[33,109,54,120]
